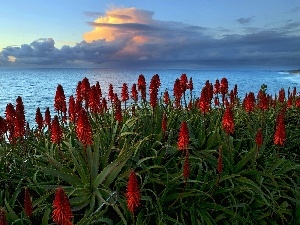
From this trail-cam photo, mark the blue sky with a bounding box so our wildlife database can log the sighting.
[0,0,299,69]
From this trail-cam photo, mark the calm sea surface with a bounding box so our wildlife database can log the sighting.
[0,68,299,125]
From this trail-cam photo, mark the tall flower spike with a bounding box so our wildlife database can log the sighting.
[24,187,33,218]
[121,83,129,102]
[126,170,141,213]
[54,84,67,117]
[138,74,146,101]
[178,121,189,151]
[108,84,114,101]
[274,111,286,146]
[51,115,63,145]
[131,84,138,102]
[35,107,44,131]
[68,95,76,123]
[0,207,8,225]
[44,107,51,130]
[52,187,73,225]
[76,108,93,147]
[149,74,161,108]
[163,90,170,105]
[222,107,234,135]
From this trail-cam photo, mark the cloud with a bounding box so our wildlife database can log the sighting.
[237,17,253,25]
[1,7,300,69]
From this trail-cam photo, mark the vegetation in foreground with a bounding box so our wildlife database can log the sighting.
[0,74,300,224]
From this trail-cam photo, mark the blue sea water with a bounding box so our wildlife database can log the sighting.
[0,68,299,126]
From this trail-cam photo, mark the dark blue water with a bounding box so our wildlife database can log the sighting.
[0,68,299,125]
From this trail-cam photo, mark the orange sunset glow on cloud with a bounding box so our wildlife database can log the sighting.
[84,7,152,42]
[83,7,161,58]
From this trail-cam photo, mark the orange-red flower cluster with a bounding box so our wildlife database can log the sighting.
[126,170,141,213]
[243,92,256,112]
[76,108,93,146]
[178,121,189,150]
[274,111,286,146]
[138,74,146,102]
[44,107,51,130]
[199,81,213,113]
[51,115,63,144]
[131,84,138,102]
[54,84,67,120]
[121,83,129,102]
[222,107,234,135]
[35,107,44,131]
[52,187,73,225]
[149,74,161,108]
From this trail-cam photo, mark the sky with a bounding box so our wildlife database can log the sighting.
[0,0,299,69]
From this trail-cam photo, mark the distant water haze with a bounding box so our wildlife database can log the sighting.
[0,68,299,126]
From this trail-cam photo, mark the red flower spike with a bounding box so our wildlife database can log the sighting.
[51,115,63,145]
[214,79,220,94]
[257,90,269,110]
[24,188,33,218]
[5,103,16,126]
[138,74,146,101]
[52,187,73,225]
[114,96,122,122]
[16,96,26,127]
[131,84,138,102]
[44,107,51,129]
[222,107,234,135]
[220,78,228,96]
[76,108,93,147]
[274,111,286,146]
[126,170,141,213]
[178,121,189,151]
[14,96,26,138]
[54,84,67,115]
[88,86,100,113]
[278,88,285,103]
[243,92,256,112]
[180,73,188,93]
[68,95,76,123]
[35,107,44,130]
[121,83,129,102]
[173,78,183,108]
[255,128,263,148]
[163,90,170,105]
[149,74,161,108]
[95,81,102,99]
[81,77,90,109]
[108,84,114,101]
[75,81,83,103]
[0,207,8,225]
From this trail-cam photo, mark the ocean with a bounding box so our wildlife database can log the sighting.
[0,68,299,125]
